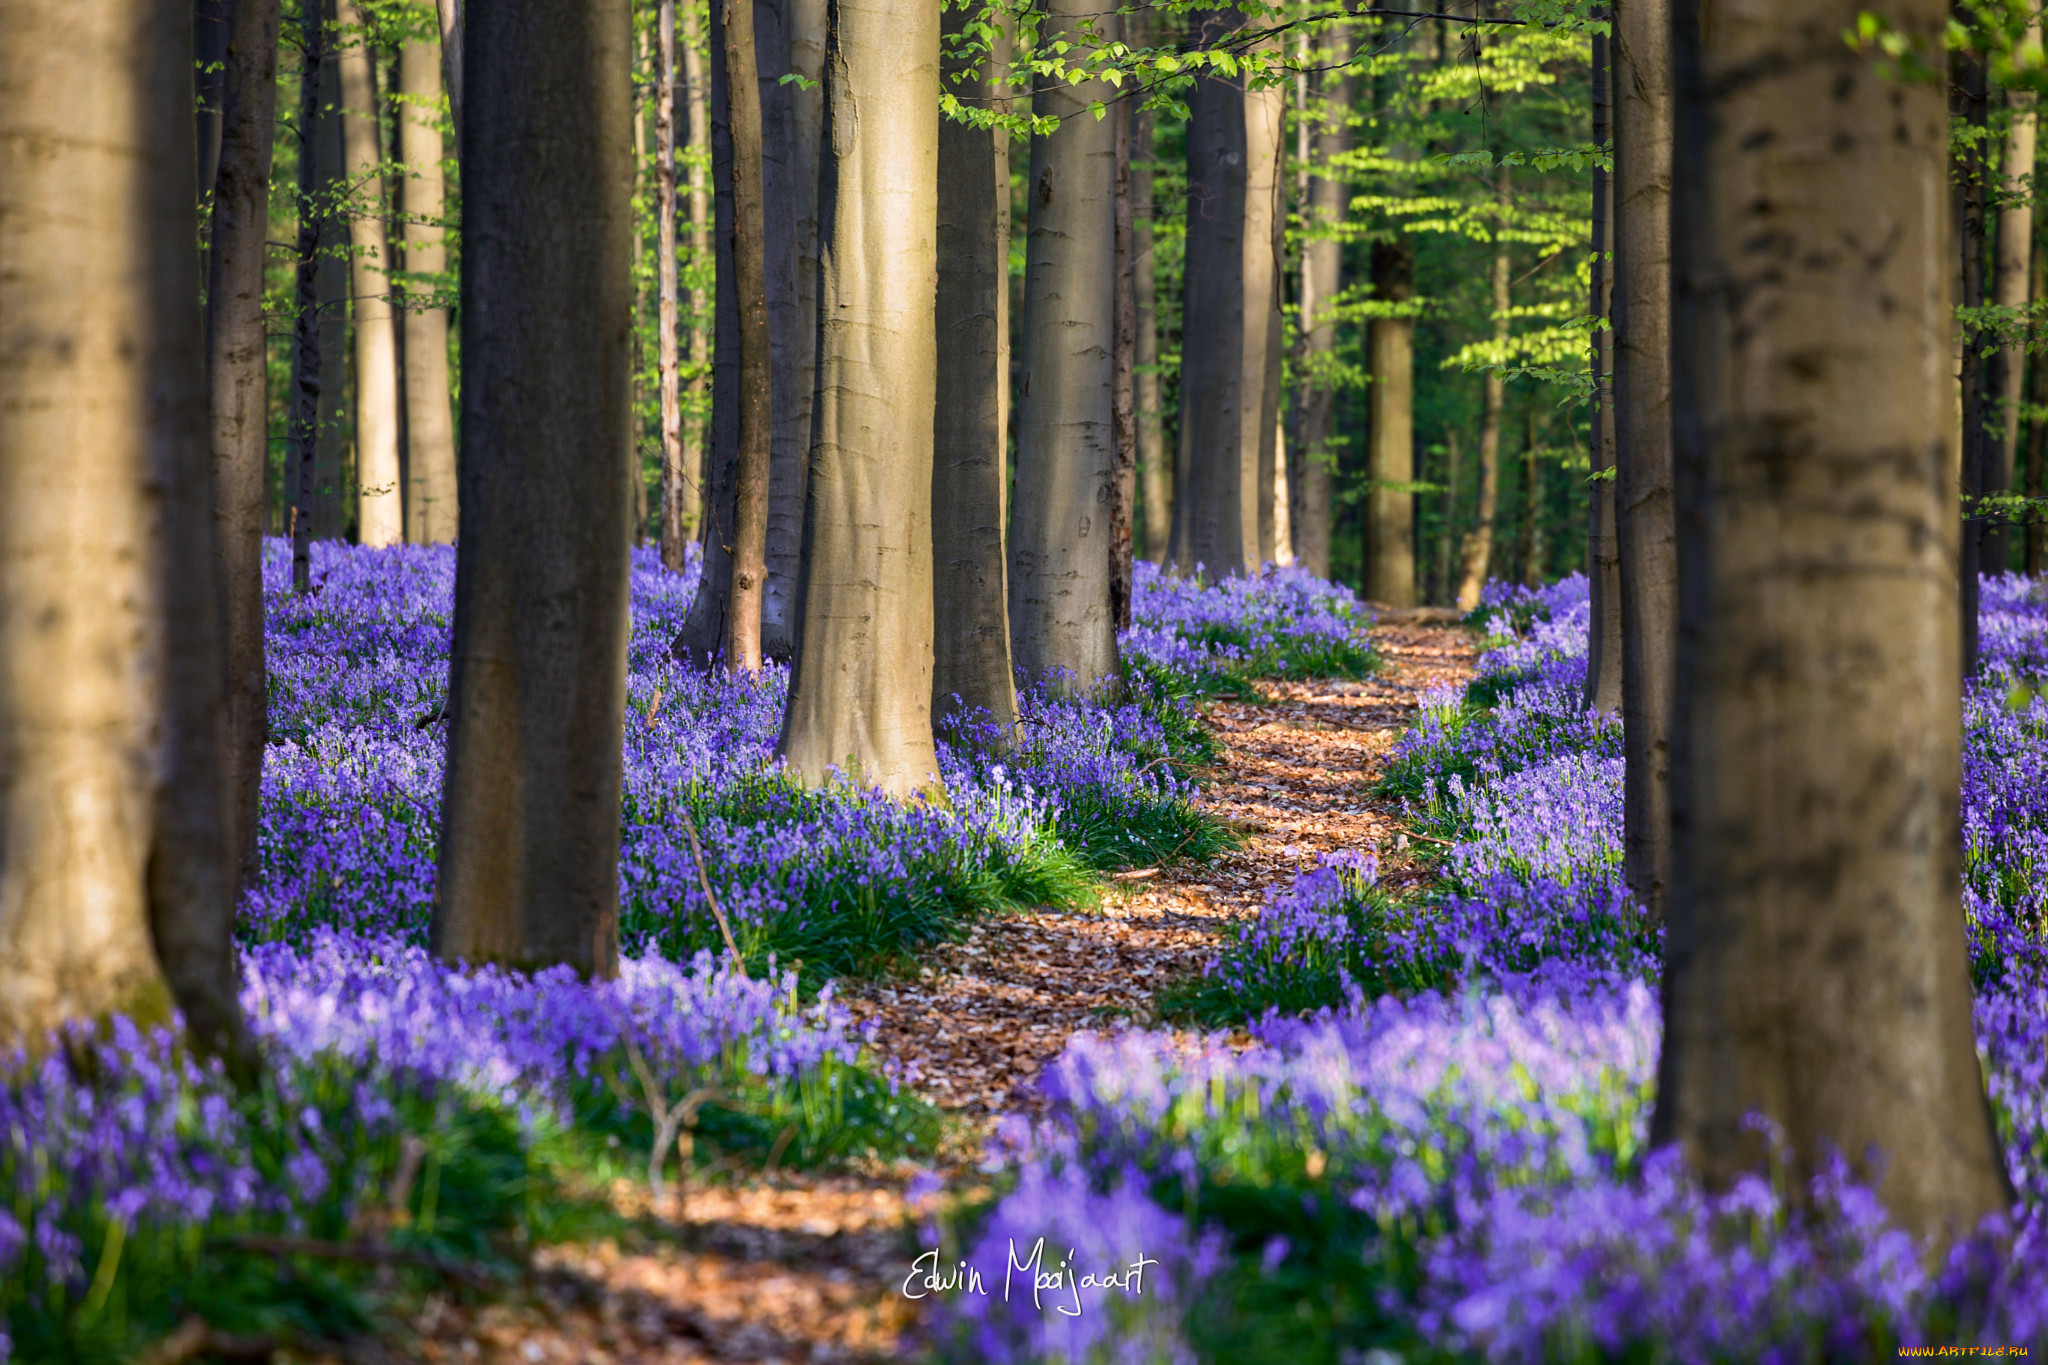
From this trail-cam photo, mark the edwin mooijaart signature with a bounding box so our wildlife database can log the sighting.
[900,1239,1159,1317]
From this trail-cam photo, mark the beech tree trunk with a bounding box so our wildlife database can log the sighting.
[719,0,772,672]
[775,0,942,796]
[1369,237,1417,605]
[683,0,712,544]
[433,0,633,976]
[1295,64,1351,581]
[1656,0,2011,1241]
[1583,15,1623,713]
[1169,9,1256,578]
[433,0,461,133]
[1112,93,1138,625]
[399,30,457,543]
[1957,40,1991,676]
[337,0,402,547]
[932,0,1018,729]
[1435,428,1461,603]
[204,0,281,903]
[1991,22,2037,574]
[1133,105,1169,562]
[312,13,349,541]
[1248,72,1284,566]
[1614,0,1676,916]
[290,8,328,594]
[658,0,687,570]
[1455,176,1508,612]
[2031,245,2048,576]
[1009,0,1119,693]
[0,0,247,1057]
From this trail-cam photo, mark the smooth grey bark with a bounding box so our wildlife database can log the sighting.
[433,0,633,976]
[312,10,349,541]
[204,0,280,903]
[433,0,461,133]
[290,8,328,594]
[1248,73,1284,566]
[1009,0,1119,692]
[721,0,773,673]
[1613,0,1676,915]
[682,0,712,543]
[1582,16,1623,714]
[0,0,245,1056]
[1133,105,1169,562]
[1169,9,1256,578]
[337,0,402,547]
[932,3,1018,729]
[1294,65,1352,581]
[398,30,456,543]
[1455,172,1508,612]
[1368,237,1417,604]
[1656,0,2011,1241]
[658,0,687,570]
[775,0,941,795]
[2031,246,2048,576]
[1991,27,2036,573]
[1112,92,1137,624]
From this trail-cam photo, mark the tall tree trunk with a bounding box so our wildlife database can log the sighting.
[433,0,633,976]
[1436,428,1461,604]
[1133,104,1169,562]
[932,1,1018,729]
[1991,20,2038,574]
[775,0,941,795]
[1456,175,1508,612]
[2030,242,2048,576]
[1583,12,1624,712]
[1248,71,1284,566]
[657,0,688,571]
[672,0,742,664]
[291,8,328,594]
[337,0,402,547]
[1522,406,1543,584]
[720,0,772,673]
[1009,0,1119,692]
[195,0,231,218]
[1112,91,1138,626]
[399,30,457,543]
[313,10,349,541]
[683,0,712,546]
[1957,34,1993,662]
[1295,63,1352,582]
[1656,0,2011,1240]
[1169,8,1256,578]
[1369,236,1417,604]
[204,0,280,906]
[1614,0,1676,916]
[0,0,247,1052]
[433,0,461,134]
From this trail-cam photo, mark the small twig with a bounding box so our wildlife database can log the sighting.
[1395,826,1457,848]
[678,803,746,972]
[763,1122,798,1178]
[644,686,666,730]
[1112,867,1160,881]
[617,1028,727,1204]
[208,1234,502,1287]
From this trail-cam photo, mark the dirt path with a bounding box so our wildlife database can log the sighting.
[327,623,1477,1365]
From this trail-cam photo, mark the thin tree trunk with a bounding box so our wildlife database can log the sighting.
[1369,237,1417,604]
[1583,11,1623,712]
[720,0,772,673]
[658,0,687,570]
[932,1,1019,728]
[1523,406,1543,584]
[1169,8,1256,578]
[1614,0,1676,916]
[195,0,231,220]
[1958,34,1993,657]
[337,0,402,547]
[0,0,240,1049]
[682,0,711,545]
[1656,0,2011,1240]
[775,0,941,795]
[433,0,633,976]
[1436,428,1461,604]
[291,9,327,594]
[1112,91,1138,627]
[1010,0,1119,692]
[2031,242,2048,576]
[433,0,461,134]
[1248,72,1284,566]
[1456,171,1508,611]
[313,8,349,541]
[1133,104,1169,562]
[204,0,281,906]
[399,30,456,543]
[1991,19,2038,574]
[770,0,826,637]
[1295,62,1352,581]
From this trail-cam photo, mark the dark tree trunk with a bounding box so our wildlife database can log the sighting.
[1295,63,1352,581]
[1657,0,2011,1242]
[1583,12,1623,713]
[932,1,1019,729]
[657,0,688,571]
[1369,236,1417,604]
[204,0,280,905]
[2031,244,2048,575]
[1956,35,1990,677]
[1133,105,1169,561]
[311,8,349,542]
[433,0,633,976]
[289,6,326,595]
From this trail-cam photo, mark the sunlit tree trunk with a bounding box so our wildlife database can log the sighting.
[1133,104,1169,562]
[658,0,687,571]
[1369,236,1417,605]
[1614,0,1676,916]
[2030,245,2048,576]
[1583,15,1623,713]
[399,29,456,543]
[1990,19,2037,574]
[932,0,1018,728]
[433,0,461,132]
[337,0,402,547]
[1169,8,1256,578]
[1294,59,1351,581]
[1656,0,2011,1241]
[434,0,633,976]
[1009,0,1118,692]
[205,0,280,903]
[1248,72,1284,565]
[775,0,941,795]
[683,0,712,544]
[0,0,248,1057]
[1455,172,1509,611]
[1112,95,1139,621]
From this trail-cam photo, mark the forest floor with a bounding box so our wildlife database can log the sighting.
[295,622,1477,1365]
